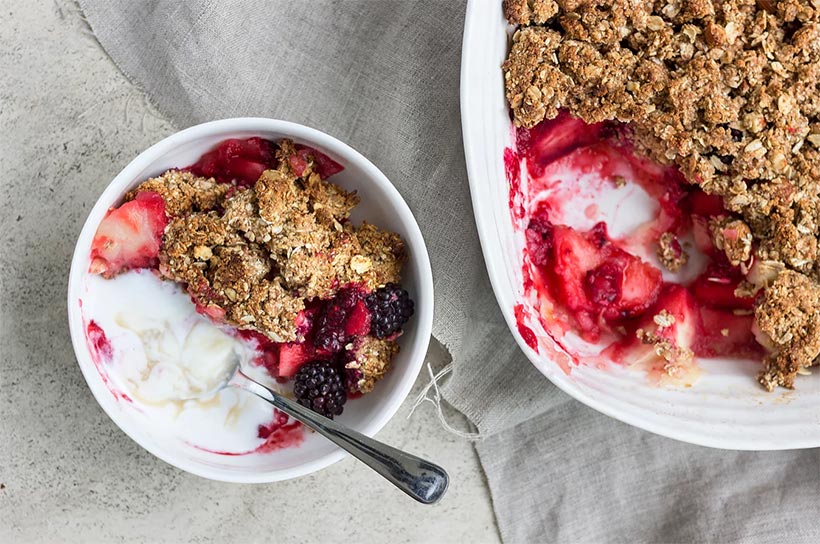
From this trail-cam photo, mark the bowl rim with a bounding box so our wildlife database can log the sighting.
[67,118,434,482]
[460,0,820,451]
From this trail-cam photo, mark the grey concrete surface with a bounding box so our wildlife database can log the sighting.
[0,2,500,542]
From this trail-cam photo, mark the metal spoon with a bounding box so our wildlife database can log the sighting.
[191,362,449,504]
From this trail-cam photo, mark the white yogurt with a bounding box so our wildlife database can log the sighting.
[82,270,291,453]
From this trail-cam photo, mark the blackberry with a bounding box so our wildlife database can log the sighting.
[366,283,414,339]
[292,361,347,419]
[314,287,363,353]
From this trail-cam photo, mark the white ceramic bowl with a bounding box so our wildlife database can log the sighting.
[461,0,820,450]
[68,118,433,481]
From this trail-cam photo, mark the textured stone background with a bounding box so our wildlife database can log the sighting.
[0,2,498,542]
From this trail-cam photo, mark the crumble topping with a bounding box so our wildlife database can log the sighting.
[126,170,230,217]
[503,0,820,271]
[345,336,400,393]
[132,139,406,342]
[657,232,689,272]
[350,223,406,290]
[709,216,753,266]
[254,168,309,230]
[755,270,820,390]
[504,0,558,25]
[504,0,820,389]
[226,279,305,342]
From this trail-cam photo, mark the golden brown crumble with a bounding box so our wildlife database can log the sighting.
[754,270,820,391]
[278,246,336,301]
[709,216,753,266]
[127,170,230,217]
[226,279,305,343]
[504,0,558,25]
[302,168,360,222]
[344,336,400,393]
[657,232,689,272]
[221,189,272,245]
[504,0,820,389]
[354,223,406,290]
[254,168,309,230]
[149,139,405,342]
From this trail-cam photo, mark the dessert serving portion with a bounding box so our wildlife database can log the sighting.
[82,136,414,455]
[503,0,820,390]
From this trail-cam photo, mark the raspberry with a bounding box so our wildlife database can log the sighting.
[366,284,414,339]
[292,362,347,419]
[584,261,621,305]
[525,213,554,267]
[313,287,365,353]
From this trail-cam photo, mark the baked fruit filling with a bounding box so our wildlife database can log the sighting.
[504,0,820,389]
[89,137,413,418]
[518,114,762,385]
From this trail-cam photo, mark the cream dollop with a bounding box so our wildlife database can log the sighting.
[116,316,238,402]
[84,270,253,404]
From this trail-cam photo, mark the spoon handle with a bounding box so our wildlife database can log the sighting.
[230,369,449,504]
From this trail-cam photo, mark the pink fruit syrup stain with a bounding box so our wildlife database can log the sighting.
[83,319,133,403]
[192,410,304,456]
[514,304,538,351]
[507,111,762,384]
[254,410,304,453]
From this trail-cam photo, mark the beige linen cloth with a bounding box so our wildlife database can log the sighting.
[78,1,820,542]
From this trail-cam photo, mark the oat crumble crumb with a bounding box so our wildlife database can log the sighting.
[127,170,230,217]
[653,309,675,328]
[710,216,753,266]
[657,232,689,273]
[754,270,820,391]
[503,0,558,26]
[345,337,400,393]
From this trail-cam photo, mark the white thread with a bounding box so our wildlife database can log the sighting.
[408,362,482,441]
